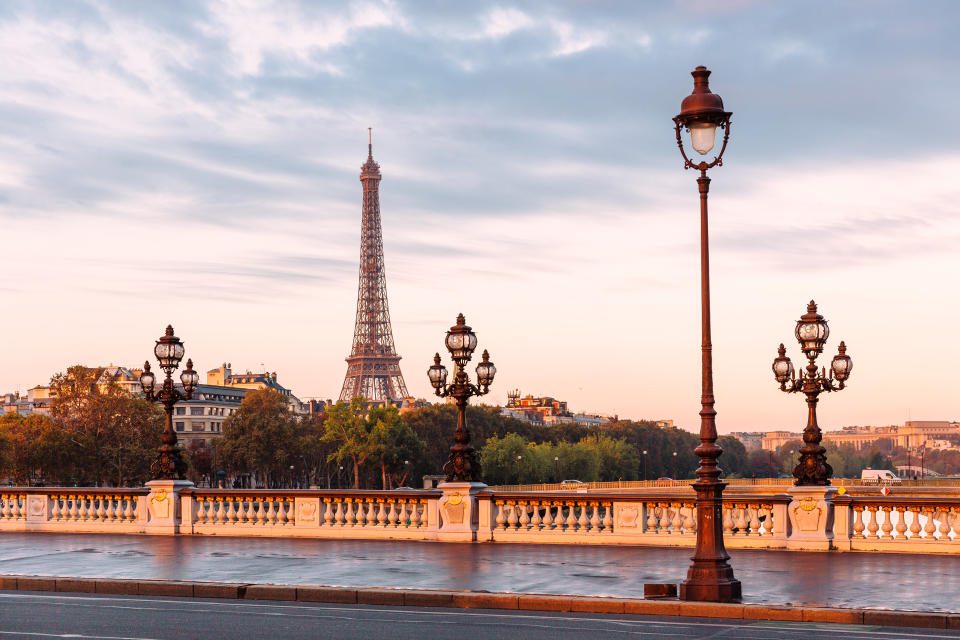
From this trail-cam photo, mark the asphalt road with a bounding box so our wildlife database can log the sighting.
[0,592,957,640]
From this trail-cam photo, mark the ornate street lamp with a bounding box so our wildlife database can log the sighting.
[673,66,741,602]
[428,313,496,482]
[772,301,852,486]
[139,325,198,480]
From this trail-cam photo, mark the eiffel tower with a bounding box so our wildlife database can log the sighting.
[338,130,409,403]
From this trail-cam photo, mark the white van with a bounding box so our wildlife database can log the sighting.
[861,469,902,485]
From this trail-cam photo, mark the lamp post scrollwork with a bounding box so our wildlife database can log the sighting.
[772,301,852,486]
[427,314,496,483]
[139,325,199,480]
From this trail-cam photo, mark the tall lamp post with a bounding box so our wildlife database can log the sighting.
[642,450,648,482]
[428,314,496,482]
[673,451,678,481]
[673,65,741,602]
[139,325,198,480]
[772,301,852,485]
[516,455,522,483]
[554,456,560,482]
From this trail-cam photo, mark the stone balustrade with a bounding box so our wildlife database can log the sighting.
[181,489,437,539]
[834,495,960,551]
[2,484,960,553]
[480,492,788,547]
[0,488,147,533]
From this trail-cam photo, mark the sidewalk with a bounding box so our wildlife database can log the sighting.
[1,532,958,612]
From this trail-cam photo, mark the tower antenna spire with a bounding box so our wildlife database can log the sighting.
[368,127,372,159]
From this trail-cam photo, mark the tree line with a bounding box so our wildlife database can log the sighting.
[1,366,926,488]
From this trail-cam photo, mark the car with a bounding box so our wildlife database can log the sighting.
[861,469,902,485]
[560,479,583,485]
[656,476,673,481]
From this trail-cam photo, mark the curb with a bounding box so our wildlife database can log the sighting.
[1,575,957,630]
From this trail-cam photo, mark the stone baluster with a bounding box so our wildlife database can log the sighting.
[851,506,865,538]
[48,496,60,520]
[682,506,695,535]
[922,507,937,540]
[577,503,589,531]
[762,506,774,536]
[68,495,78,520]
[565,503,577,531]
[105,496,116,521]
[734,507,748,536]
[589,504,600,532]
[506,503,519,530]
[94,495,105,521]
[908,506,922,538]
[645,503,657,533]
[329,500,340,525]
[951,508,960,541]
[540,502,553,529]
[880,507,894,540]
[211,498,222,523]
[376,500,387,526]
[195,497,206,523]
[386,501,397,527]
[749,506,761,536]
[866,506,880,539]
[412,501,423,528]
[516,502,528,530]
[937,507,951,541]
[722,506,734,536]
[894,506,908,539]
[244,499,256,523]
[235,498,247,523]
[670,503,683,534]
[77,495,88,520]
[344,500,356,526]
[226,498,238,523]
[282,498,293,525]
[495,502,507,530]
[531,503,542,530]
[602,504,613,533]
[659,504,671,534]
[0,495,9,519]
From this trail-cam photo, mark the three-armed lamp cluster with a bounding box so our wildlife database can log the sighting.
[139,325,198,480]
[427,314,496,483]
[772,301,853,486]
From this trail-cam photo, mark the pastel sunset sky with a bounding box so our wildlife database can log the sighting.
[1,1,958,433]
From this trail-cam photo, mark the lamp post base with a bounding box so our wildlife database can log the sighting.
[678,576,742,602]
[679,479,741,603]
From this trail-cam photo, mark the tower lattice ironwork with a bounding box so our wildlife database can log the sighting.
[338,130,409,403]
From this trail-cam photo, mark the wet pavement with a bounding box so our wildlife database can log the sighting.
[0,533,957,612]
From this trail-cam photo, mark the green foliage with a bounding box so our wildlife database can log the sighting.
[0,365,163,486]
[217,389,300,486]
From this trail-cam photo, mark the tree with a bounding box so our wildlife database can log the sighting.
[0,413,72,485]
[186,440,214,484]
[46,366,163,486]
[365,406,424,489]
[322,398,373,489]
[218,389,298,487]
[717,436,748,478]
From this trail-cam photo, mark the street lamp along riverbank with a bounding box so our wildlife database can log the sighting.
[772,301,853,486]
[672,66,741,602]
[139,325,198,480]
[427,314,497,483]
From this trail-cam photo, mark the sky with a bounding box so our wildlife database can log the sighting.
[1,1,958,433]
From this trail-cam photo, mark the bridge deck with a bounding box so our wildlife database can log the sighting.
[0,532,956,612]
